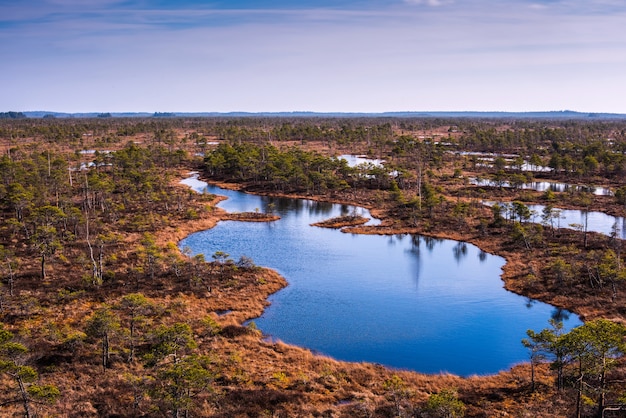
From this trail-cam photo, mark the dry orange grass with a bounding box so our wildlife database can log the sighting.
[0,167,602,416]
[3,123,616,416]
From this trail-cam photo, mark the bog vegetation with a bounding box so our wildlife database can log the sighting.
[1,115,626,416]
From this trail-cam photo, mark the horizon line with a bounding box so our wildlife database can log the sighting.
[4,109,626,119]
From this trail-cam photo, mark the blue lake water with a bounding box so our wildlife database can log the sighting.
[471,177,613,196]
[525,203,626,239]
[180,174,582,376]
[483,201,626,239]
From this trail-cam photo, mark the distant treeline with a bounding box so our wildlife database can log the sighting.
[0,111,27,119]
[3,116,626,180]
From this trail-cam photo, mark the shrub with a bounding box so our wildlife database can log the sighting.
[423,389,466,418]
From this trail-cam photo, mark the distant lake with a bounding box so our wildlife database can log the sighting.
[471,177,613,196]
[180,174,582,376]
[337,154,399,176]
[484,201,626,239]
[453,151,552,172]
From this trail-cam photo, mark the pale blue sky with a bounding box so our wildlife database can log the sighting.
[2,0,625,113]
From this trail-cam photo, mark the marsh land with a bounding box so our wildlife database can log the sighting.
[2,115,626,417]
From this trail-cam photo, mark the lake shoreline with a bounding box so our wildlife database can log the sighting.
[184,176,514,295]
[180,171,593,338]
[176,172,532,374]
[184,171,626,327]
[181,176,564,375]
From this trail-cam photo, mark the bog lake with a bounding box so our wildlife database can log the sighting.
[180,174,589,376]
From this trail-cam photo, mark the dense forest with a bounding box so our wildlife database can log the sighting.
[1,116,626,416]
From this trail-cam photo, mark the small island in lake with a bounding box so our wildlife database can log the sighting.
[221,211,280,222]
[311,214,370,228]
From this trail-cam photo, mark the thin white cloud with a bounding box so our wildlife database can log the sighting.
[404,0,453,6]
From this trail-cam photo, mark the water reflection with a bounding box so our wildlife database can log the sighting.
[453,152,552,172]
[269,197,301,214]
[308,201,335,217]
[340,204,352,216]
[424,236,441,252]
[471,177,613,196]
[527,204,626,239]
[453,242,468,263]
[410,235,421,251]
[406,239,423,288]
[180,174,582,376]
[552,308,570,323]
[406,236,423,260]
[485,201,626,239]
[525,298,537,309]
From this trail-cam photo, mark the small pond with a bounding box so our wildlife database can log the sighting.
[180,174,582,376]
[337,154,384,167]
[452,152,552,172]
[471,178,613,196]
[484,201,626,239]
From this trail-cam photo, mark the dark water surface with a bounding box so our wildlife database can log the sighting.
[180,175,582,376]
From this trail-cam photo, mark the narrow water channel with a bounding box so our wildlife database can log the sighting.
[180,174,582,376]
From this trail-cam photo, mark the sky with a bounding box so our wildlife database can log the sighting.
[1,0,626,113]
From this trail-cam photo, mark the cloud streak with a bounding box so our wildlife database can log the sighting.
[404,0,452,6]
